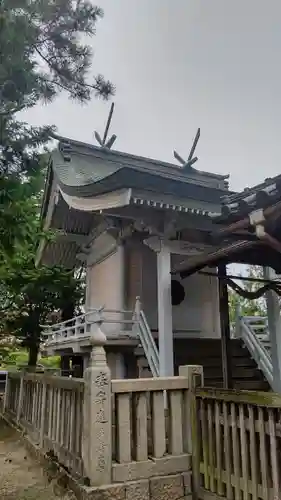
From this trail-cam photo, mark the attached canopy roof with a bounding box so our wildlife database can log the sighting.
[214,173,281,223]
[176,173,281,278]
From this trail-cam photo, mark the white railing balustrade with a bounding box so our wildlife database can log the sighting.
[235,314,273,387]
[133,297,160,377]
[42,306,139,346]
[42,299,161,377]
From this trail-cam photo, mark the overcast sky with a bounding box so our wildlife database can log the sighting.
[24,0,281,192]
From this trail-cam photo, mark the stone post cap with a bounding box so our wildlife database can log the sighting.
[90,321,107,347]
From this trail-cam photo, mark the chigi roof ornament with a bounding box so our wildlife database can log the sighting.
[173,127,200,170]
[94,102,117,150]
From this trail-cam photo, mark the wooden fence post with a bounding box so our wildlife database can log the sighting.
[16,373,24,424]
[3,373,9,413]
[82,320,112,486]
[40,381,47,448]
[179,365,204,500]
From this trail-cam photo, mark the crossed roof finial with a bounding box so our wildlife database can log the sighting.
[174,128,200,169]
[94,102,117,150]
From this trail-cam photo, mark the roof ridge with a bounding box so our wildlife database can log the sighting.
[51,133,230,182]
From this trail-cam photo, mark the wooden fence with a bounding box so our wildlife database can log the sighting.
[5,371,84,476]
[111,375,191,482]
[3,366,195,486]
[193,387,281,500]
[4,363,281,499]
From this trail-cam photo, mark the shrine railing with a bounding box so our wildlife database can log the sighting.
[42,298,160,378]
[194,387,281,499]
[5,363,281,498]
[236,315,273,387]
[133,297,160,377]
[4,371,84,476]
[3,364,195,491]
[41,307,139,345]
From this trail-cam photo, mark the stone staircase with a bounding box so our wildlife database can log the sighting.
[135,338,270,391]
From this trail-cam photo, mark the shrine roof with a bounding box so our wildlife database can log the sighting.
[48,134,230,205]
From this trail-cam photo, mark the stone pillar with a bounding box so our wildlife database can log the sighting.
[82,322,112,486]
[157,242,174,376]
[264,266,281,393]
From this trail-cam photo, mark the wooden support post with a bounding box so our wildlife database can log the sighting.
[264,266,281,393]
[157,242,174,377]
[218,263,232,389]
[40,382,47,447]
[60,356,70,377]
[3,373,9,413]
[72,355,83,378]
[179,365,204,500]
[16,374,24,423]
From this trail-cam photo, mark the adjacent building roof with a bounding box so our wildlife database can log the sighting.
[176,173,281,277]
[214,173,281,223]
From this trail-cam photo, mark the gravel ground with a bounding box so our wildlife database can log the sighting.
[0,420,76,499]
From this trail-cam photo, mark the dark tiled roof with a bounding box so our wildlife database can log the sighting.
[217,174,281,221]
[54,134,229,182]
[57,167,229,205]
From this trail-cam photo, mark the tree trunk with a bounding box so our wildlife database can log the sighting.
[61,301,75,322]
[28,343,39,368]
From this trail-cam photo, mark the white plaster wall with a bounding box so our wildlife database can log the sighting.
[140,246,220,338]
[107,352,125,379]
[86,246,125,335]
[172,270,220,338]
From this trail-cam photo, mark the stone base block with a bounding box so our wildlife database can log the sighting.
[126,479,150,500]
[150,474,184,500]
[86,483,125,500]
[86,474,190,500]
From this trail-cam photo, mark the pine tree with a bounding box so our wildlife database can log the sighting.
[0,0,114,256]
[0,0,113,365]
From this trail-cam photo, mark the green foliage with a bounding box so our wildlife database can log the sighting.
[2,255,84,365]
[0,0,114,258]
[39,356,60,369]
[228,265,266,324]
[1,350,29,368]
[1,0,114,116]
[0,0,110,365]
[0,344,60,370]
